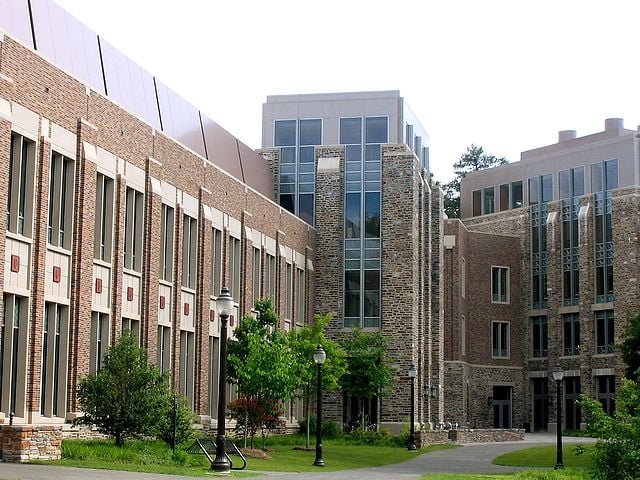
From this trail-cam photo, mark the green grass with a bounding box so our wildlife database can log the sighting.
[420,471,589,480]
[34,437,456,476]
[493,445,594,469]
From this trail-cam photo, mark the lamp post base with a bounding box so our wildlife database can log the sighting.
[554,464,565,470]
[212,435,231,473]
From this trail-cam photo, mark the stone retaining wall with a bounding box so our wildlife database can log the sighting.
[1,425,62,462]
[448,428,525,443]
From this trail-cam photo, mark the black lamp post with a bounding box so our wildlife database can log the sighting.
[552,364,565,470]
[313,344,326,467]
[408,364,418,451]
[212,287,234,473]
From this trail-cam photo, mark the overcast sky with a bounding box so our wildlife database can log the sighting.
[55,0,640,182]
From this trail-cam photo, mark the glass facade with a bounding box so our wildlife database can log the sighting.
[559,167,583,306]
[275,119,320,225]
[530,174,552,309]
[592,160,617,303]
[341,117,385,328]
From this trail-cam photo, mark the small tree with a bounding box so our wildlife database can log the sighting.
[288,313,347,448]
[340,329,393,429]
[77,332,170,446]
[443,144,508,218]
[153,393,195,448]
[620,313,640,381]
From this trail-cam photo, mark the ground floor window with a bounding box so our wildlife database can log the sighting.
[492,385,512,428]
[90,312,110,375]
[597,376,615,415]
[208,336,219,418]
[180,330,195,409]
[564,376,581,430]
[157,325,171,374]
[343,393,378,430]
[1,294,28,417]
[41,302,70,418]
[122,317,140,343]
[532,378,548,431]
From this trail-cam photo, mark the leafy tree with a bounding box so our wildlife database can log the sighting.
[153,393,195,449]
[227,298,299,448]
[288,313,347,448]
[620,313,640,381]
[77,332,172,446]
[580,378,640,479]
[340,329,393,428]
[443,144,508,218]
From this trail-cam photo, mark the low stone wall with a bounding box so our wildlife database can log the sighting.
[417,430,450,447]
[448,428,525,444]
[1,425,62,462]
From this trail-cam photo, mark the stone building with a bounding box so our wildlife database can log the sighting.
[447,119,640,431]
[0,1,314,428]
[261,92,445,431]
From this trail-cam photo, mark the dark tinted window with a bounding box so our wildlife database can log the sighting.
[364,192,380,238]
[275,120,296,146]
[365,117,388,144]
[340,118,362,144]
[299,119,321,145]
[345,193,361,238]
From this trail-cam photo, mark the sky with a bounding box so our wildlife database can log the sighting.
[54,0,640,183]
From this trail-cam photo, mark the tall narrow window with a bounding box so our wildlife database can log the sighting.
[211,227,222,296]
[48,152,75,249]
[8,133,36,237]
[295,268,305,327]
[182,215,197,290]
[461,258,466,298]
[252,247,261,305]
[157,325,171,373]
[265,253,276,300]
[94,173,114,261]
[89,312,110,374]
[597,376,615,415]
[208,336,219,418]
[530,174,551,309]
[285,262,293,322]
[592,160,616,303]
[491,266,509,303]
[1,294,28,416]
[122,318,140,344]
[460,315,466,356]
[124,187,144,272]
[492,321,509,358]
[41,303,69,417]
[595,310,615,354]
[564,377,582,430]
[531,316,548,358]
[180,331,195,409]
[563,313,580,356]
[159,204,175,281]
[228,236,241,301]
[559,167,582,306]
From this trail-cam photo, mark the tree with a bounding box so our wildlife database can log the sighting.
[340,329,393,429]
[77,332,173,446]
[288,313,347,448]
[443,144,508,218]
[580,378,640,479]
[620,313,640,381]
[153,393,195,448]
[227,298,300,448]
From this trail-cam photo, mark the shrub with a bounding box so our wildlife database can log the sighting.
[298,416,340,439]
[153,393,195,448]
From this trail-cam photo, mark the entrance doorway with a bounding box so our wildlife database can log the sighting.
[532,378,549,431]
[493,386,512,428]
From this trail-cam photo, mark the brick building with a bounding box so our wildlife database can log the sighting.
[447,119,640,431]
[0,1,314,428]
[261,92,445,431]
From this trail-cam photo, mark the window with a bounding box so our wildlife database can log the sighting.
[344,270,360,327]
[365,117,388,144]
[124,187,144,272]
[94,173,114,262]
[564,377,582,430]
[597,376,615,415]
[159,204,175,281]
[560,168,582,306]
[491,266,509,303]
[295,268,305,327]
[228,236,241,302]
[211,227,222,296]
[1,294,28,416]
[340,118,362,144]
[90,312,109,375]
[121,318,140,343]
[531,316,548,358]
[596,310,615,354]
[593,160,615,303]
[472,187,495,216]
[274,120,296,146]
[285,262,293,321]
[48,151,75,249]
[492,321,509,358]
[252,247,261,305]
[41,302,69,417]
[182,215,197,290]
[180,331,195,409]
[530,175,550,309]
[299,119,321,145]
[563,313,580,356]
[157,325,171,373]
[208,336,219,418]
[265,253,276,300]
[472,190,482,217]
[499,181,523,211]
[461,315,466,356]
[345,193,361,238]
[461,258,466,298]
[7,133,36,237]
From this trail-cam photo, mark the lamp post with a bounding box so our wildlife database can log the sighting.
[212,287,234,473]
[313,344,326,467]
[552,364,565,470]
[408,364,418,451]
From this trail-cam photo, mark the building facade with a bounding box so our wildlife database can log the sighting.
[0,3,315,428]
[448,119,640,430]
[261,92,444,430]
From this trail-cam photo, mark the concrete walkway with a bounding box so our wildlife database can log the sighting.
[0,434,595,480]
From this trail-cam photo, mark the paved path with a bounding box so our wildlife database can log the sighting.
[0,434,595,480]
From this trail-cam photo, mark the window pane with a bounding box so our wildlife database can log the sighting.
[559,170,570,199]
[605,159,618,190]
[299,119,321,145]
[512,181,523,208]
[345,193,361,238]
[365,144,381,162]
[298,194,314,225]
[280,194,294,213]
[346,144,362,161]
[591,163,603,192]
[573,167,584,196]
[275,120,296,146]
[340,118,362,144]
[363,270,380,318]
[344,270,360,317]
[472,190,481,216]
[483,187,494,214]
[528,177,539,204]
[365,117,388,144]
[364,192,380,238]
[499,184,509,211]
[299,146,315,163]
[542,174,553,202]
[280,147,296,163]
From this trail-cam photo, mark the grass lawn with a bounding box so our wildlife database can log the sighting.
[493,445,594,469]
[420,471,589,480]
[36,436,456,476]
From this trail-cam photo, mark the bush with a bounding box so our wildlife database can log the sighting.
[298,416,340,439]
[153,394,195,448]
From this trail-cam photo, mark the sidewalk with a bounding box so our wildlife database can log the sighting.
[0,434,594,480]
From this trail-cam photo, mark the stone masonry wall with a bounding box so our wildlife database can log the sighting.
[1,425,62,462]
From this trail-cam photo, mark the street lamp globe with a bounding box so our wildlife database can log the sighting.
[313,345,326,365]
[216,286,234,317]
[552,364,564,382]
